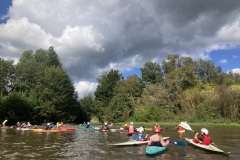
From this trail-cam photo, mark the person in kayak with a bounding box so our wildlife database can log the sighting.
[102,122,109,131]
[2,120,7,127]
[138,125,150,140]
[128,122,137,133]
[45,123,51,130]
[123,123,129,131]
[148,125,169,146]
[86,122,92,128]
[193,128,212,145]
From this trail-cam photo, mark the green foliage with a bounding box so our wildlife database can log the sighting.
[0,92,34,124]
[78,94,96,122]
[141,61,163,84]
[0,58,15,97]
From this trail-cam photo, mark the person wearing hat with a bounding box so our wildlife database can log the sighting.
[128,122,137,133]
[102,122,109,131]
[193,128,212,145]
[27,122,32,128]
[148,125,169,146]
[86,122,92,128]
[45,123,51,130]
[123,123,129,131]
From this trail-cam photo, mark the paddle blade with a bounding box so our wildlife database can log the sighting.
[180,122,194,132]
[172,140,187,147]
[132,134,140,140]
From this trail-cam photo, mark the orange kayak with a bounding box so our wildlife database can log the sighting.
[31,129,60,132]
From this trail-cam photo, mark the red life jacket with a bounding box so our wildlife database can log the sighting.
[178,126,183,131]
[129,126,134,132]
[201,135,211,145]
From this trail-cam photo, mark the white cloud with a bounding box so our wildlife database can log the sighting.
[1,0,240,98]
[219,59,228,64]
[74,81,98,99]
[230,68,240,74]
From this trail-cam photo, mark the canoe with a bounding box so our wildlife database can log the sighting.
[185,138,227,153]
[31,129,60,132]
[146,146,167,155]
[111,137,170,146]
[77,126,100,130]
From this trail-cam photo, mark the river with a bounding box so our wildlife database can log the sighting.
[0,125,239,160]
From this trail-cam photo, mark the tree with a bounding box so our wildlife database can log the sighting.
[195,59,223,84]
[94,69,123,104]
[0,58,15,97]
[141,61,163,84]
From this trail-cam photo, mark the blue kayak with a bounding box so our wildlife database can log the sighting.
[77,126,100,130]
[146,146,167,155]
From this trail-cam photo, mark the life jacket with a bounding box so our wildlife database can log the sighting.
[154,127,161,133]
[129,126,134,132]
[178,126,183,131]
[201,135,211,145]
[102,125,108,130]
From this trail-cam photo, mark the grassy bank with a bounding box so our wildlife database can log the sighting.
[95,120,239,127]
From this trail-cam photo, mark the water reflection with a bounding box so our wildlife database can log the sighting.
[0,126,239,159]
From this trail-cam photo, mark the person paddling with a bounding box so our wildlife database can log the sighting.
[148,125,169,147]
[128,122,137,133]
[86,122,92,128]
[2,120,7,127]
[102,122,109,131]
[45,123,51,130]
[193,128,212,145]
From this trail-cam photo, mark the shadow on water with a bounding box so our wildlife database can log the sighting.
[0,125,239,160]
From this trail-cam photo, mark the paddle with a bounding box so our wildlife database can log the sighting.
[180,121,196,133]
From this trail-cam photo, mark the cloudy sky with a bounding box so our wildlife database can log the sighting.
[1,0,240,99]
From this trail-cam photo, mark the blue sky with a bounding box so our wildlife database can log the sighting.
[1,0,240,98]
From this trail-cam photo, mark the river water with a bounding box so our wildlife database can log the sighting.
[0,125,239,160]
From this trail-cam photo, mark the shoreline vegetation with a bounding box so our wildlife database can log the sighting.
[91,120,240,127]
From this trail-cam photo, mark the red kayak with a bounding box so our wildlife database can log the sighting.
[54,127,75,131]
[127,132,137,136]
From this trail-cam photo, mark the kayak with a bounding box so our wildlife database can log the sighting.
[111,137,170,146]
[146,146,167,155]
[102,129,109,132]
[110,128,124,132]
[110,140,149,146]
[17,128,30,130]
[185,138,227,154]
[126,132,137,136]
[178,130,185,133]
[77,126,100,130]
[54,127,75,131]
[31,129,60,132]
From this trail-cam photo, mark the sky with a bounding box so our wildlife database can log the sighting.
[0,0,240,99]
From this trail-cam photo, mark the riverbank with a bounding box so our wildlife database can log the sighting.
[91,120,240,127]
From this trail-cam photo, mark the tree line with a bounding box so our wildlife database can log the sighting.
[1,48,240,125]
